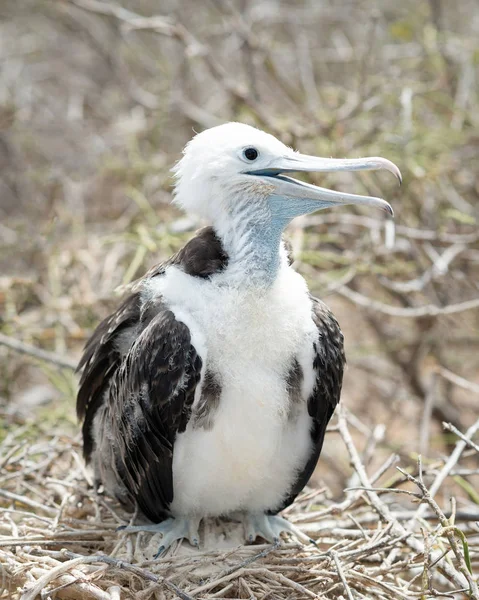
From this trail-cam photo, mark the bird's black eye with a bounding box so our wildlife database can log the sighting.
[243,147,258,161]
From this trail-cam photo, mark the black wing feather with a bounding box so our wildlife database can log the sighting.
[76,227,226,520]
[77,227,226,463]
[77,293,141,461]
[274,296,345,513]
[108,304,202,519]
[80,297,202,521]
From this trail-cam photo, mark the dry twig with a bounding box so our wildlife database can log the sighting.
[0,333,78,371]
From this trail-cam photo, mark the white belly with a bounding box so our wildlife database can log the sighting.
[144,263,318,517]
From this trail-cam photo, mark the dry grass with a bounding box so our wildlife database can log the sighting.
[1,407,478,599]
[1,0,479,597]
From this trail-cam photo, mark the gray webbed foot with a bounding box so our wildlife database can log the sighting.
[243,513,312,545]
[118,517,201,558]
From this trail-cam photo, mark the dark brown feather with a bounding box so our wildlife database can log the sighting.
[77,226,228,464]
[192,370,222,430]
[104,306,202,519]
[273,296,345,513]
[77,294,141,461]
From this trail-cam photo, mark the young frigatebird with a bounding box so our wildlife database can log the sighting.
[77,122,400,556]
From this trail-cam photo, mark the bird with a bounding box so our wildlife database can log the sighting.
[77,122,400,557]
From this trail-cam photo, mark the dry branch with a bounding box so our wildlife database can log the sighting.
[1,413,477,599]
[337,286,479,319]
[396,465,479,599]
[0,333,78,371]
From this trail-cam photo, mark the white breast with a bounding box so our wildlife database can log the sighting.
[144,263,318,517]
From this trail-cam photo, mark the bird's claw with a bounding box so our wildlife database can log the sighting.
[117,516,201,558]
[243,513,310,545]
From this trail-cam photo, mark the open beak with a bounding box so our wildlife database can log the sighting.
[247,153,401,217]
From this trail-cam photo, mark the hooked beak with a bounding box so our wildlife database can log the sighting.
[246,153,401,217]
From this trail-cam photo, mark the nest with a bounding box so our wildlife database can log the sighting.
[1,407,477,600]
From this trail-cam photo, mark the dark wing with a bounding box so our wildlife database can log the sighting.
[77,226,227,464]
[274,296,345,513]
[76,226,227,519]
[79,296,202,521]
[103,299,202,521]
[77,293,141,462]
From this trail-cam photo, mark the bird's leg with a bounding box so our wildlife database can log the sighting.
[243,513,312,545]
[118,516,201,558]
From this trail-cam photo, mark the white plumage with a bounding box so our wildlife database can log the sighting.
[144,246,317,517]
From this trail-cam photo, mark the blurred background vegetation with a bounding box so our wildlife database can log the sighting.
[0,0,478,497]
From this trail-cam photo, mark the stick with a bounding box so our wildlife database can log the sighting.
[421,418,479,511]
[443,422,479,453]
[0,333,78,370]
[331,550,354,600]
[397,465,479,599]
[20,550,195,600]
[436,367,479,395]
[337,286,479,318]
[0,489,57,517]
[337,406,469,591]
